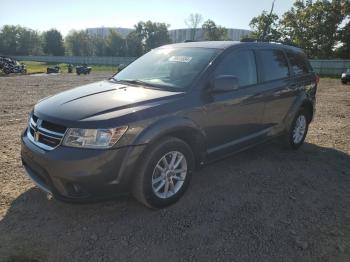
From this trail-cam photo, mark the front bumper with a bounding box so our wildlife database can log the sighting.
[21,129,146,202]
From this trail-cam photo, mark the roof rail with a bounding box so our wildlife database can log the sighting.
[240,38,258,43]
[268,41,300,48]
[240,38,300,48]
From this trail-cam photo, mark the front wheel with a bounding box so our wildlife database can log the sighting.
[284,108,310,149]
[132,137,195,209]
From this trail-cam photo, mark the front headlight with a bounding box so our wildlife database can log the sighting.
[342,73,347,78]
[62,126,128,148]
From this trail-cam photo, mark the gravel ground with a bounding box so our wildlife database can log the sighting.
[0,73,349,262]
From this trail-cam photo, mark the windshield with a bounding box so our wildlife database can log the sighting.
[113,47,219,91]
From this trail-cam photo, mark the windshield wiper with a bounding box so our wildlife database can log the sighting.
[113,79,154,87]
[110,78,181,91]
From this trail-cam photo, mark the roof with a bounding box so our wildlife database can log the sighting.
[161,41,240,49]
[159,41,302,52]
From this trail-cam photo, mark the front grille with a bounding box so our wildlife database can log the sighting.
[27,114,66,150]
[41,121,66,134]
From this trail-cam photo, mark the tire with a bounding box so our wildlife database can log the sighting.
[284,108,310,150]
[3,68,10,74]
[132,136,195,209]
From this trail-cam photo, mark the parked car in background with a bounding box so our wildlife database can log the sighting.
[0,56,26,74]
[47,66,60,74]
[76,64,92,75]
[341,69,350,84]
[67,64,73,73]
[21,41,318,208]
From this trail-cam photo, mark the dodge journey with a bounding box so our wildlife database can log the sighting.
[21,41,318,208]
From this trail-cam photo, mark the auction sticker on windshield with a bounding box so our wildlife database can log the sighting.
[168,56,192,63]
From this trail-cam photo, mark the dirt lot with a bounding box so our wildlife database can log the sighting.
[0,73,349,262]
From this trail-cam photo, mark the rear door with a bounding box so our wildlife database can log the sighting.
[256,49,295,128]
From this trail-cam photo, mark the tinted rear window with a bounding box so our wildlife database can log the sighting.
[286,51,310,75]
[258,49,289,82]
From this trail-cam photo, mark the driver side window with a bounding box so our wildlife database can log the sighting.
[215,50,257,87]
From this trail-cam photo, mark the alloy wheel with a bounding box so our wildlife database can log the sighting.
[151,151,187,199]
[293,114,307,144]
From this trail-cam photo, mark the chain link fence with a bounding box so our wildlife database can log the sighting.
[309,60,350,76]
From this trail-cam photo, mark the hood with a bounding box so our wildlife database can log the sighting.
[34,80,184,124]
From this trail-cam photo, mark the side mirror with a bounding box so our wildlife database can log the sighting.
[212,75,239,93]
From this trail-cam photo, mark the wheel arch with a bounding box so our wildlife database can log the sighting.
[300,100,314,122]
[285,95,315,132]
[133,116,207,169]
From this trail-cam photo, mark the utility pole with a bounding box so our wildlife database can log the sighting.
[261,0,276,41]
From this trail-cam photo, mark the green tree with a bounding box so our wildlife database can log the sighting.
[185,13,203,40]
[65,30,93,56]
[91,35,108,56]
[106,30,126,56]
[335,22,350,58]
[202,20,228,41]
[280,0,349,58]
[0,25,42,55]
[135,21,171,52]
[249,7,281,42]
[17,28,42,55]
[0,25,18,55]
[335,1,350,58]
[42,29,65,56]
[125,31,143,57]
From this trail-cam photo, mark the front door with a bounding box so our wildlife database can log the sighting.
[202,49,266,157]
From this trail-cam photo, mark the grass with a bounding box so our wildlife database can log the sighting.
[20,61,118,74]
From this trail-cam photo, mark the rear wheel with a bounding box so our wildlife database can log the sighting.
[132,137,195,209]
[284,108,310,149]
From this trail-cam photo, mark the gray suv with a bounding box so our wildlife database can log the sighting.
[21,41,318,208]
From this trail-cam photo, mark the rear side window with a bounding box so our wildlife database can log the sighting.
[215,50,257,87]
[286,51,310,75]
[258,49,289,82]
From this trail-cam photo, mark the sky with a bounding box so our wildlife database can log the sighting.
[0,0,295,36]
